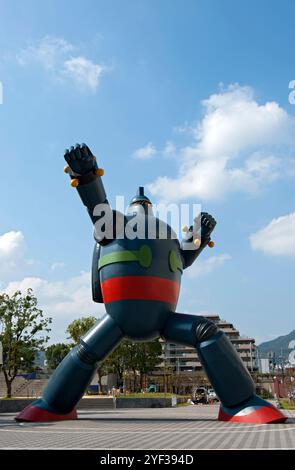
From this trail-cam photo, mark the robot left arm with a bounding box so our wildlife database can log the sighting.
[64,143,108,225]
[180,212,216,268]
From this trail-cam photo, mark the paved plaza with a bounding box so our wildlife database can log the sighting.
[0,404,294,450]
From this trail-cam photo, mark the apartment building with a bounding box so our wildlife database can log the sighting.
[158,314,257,373]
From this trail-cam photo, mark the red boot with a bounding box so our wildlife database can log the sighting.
[218,395,287,424]
[15,399,77,422]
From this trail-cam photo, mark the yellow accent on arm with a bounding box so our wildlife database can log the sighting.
[95,168,104,177]
[70,178,79,188]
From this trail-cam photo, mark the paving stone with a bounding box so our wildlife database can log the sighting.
[0,405,294,449]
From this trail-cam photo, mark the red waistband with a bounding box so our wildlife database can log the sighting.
[101,276,180,304]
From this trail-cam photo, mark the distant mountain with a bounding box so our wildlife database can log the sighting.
[258,330,295,362]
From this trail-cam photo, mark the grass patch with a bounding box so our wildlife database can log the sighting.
[279,399,295,410]
[0,397,34,401]
[119,393,188,399]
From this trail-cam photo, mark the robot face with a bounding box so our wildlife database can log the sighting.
[126,201,154,217]
[131,200,152,208]
[127,186,154,216]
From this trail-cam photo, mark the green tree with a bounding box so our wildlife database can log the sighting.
[104,340,162,391]
[0,289,52,398]
[133,340,162,390]
[45,343,70,370]
[105,340,134,382]
[66,316,97,344]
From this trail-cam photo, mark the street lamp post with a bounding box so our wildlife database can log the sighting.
[0,342,3,368]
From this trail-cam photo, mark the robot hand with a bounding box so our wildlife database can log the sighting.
[182,212,216,248]
[64,142,104,174]
[64,143,96,175]
[200,212,216,241]
[64,144,104,188]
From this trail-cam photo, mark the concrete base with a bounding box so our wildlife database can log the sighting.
[0,396,185,413]
[115,397,172,408]
[0,399,34,413]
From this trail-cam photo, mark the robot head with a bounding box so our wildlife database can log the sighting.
[127,186,154,216]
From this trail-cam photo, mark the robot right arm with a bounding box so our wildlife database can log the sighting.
[180,212,216,268]
[64,143,116,244]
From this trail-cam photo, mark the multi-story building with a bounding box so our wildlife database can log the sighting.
[158,314,257,373]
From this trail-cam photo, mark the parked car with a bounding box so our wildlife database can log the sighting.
[192,387,219,404]
[207,388,219,402]
[192,387,208,404]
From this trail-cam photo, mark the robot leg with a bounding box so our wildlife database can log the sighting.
[15,314,123,422]
[162,313,286,423]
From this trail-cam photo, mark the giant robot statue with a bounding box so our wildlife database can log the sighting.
[16,144,286,424]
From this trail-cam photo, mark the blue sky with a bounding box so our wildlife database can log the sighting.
[0,0,295,344]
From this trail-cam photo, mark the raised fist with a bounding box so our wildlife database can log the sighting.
[200,212,216,240]
[64,143,97,176]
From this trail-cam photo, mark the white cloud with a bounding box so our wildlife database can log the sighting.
[162,141,176,157]
[133,141,176,160]
[250,213,295,257]
[0,230,25,260]
[17,37,74,70]
[147,84,295,202]
[17,36,105,92]
[2,272,105,342]
[133,142,157,160]
[51,262,65,271]
[186,253,231,278]
[63,57,104,92]
[0,231,34,283]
